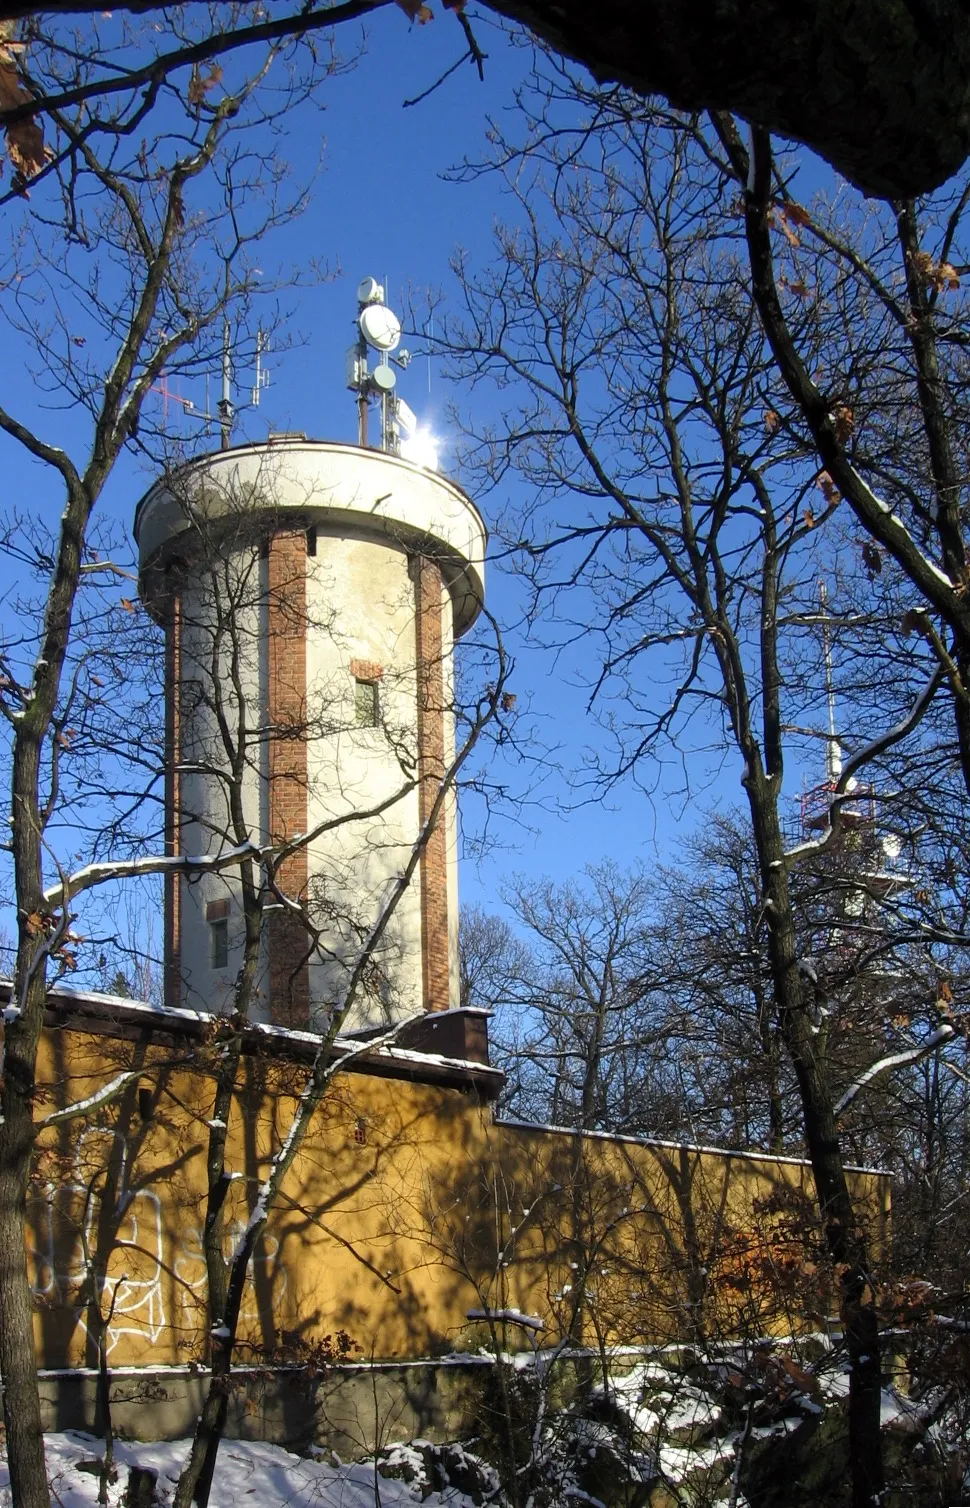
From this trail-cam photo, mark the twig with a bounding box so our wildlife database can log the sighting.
[403,47,472,107]
[457,9,487,80]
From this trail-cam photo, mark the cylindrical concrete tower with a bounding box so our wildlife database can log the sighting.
[135,438,486,1034]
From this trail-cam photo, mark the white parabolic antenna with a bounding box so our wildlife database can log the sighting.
[357,276,384,304]
[883,833,903,862]
[371,365,396,392]
[359,303,401,352]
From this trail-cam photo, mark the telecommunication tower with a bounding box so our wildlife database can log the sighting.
[135,278,486,1041]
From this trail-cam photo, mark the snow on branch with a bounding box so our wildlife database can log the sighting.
[42,840,263,909]
[39,1068,145,1128]
[467,1308,545,1332]
[43,785,421,912]
[835,1024,955,1116]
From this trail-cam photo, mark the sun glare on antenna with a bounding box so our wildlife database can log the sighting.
[401,430,439,472]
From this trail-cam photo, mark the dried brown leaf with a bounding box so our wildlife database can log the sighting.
[0,25,44,184]
[831,403,854,443]
[396,0,434,19]
[775,215,801,249]
[816,471,840,506]
[784,201,812,227]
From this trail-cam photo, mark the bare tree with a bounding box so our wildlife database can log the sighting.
[469,864,672,1134]
[443,78,966,1506]
[709,115,970,804]
[0,33,341,1507]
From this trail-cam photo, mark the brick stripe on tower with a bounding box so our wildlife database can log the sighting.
[267,529,311,1028]
[414,554,451,1014]
[163,590,182,1011]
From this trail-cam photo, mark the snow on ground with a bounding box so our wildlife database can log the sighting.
[0,1433,482,1508]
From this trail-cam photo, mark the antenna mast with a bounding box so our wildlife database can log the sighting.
[819,581,842,782]
[346,277,412,454]
[152,323,269,446]
[217,320,234,450]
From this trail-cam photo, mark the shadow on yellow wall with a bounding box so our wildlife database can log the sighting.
[28,1007,890,1372]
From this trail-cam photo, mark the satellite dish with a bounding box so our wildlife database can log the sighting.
[357,276,384,305]
[371,365,396,392]
[359,303,401,353]
[882,834,903,862]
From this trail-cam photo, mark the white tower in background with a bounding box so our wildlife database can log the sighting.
[135,285,486,1037]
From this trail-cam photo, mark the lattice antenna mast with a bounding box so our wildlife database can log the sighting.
[217,320,234,449]
[152,320,270,447]
[251,328,270,409]
[820,580,842,782]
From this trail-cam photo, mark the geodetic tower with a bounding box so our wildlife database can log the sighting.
[135,280,486,1036]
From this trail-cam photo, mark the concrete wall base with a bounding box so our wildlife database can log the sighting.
[38,1361,493,1461]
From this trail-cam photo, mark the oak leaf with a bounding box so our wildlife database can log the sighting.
[0,25,44,189]
[831,403,854,443]
[901,608,929,636]
[816,471,840,506]
[912,248,961,293]
[784,201,812,227]
[396,0,434,19]
[779,1356,818,1392]
[187,63,223,106]
[775,214,801,249]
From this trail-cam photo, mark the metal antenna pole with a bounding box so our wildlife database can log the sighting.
[217,320,234,450]
[820,580,841,781]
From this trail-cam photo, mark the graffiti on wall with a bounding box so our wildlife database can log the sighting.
[29,1126,283,1359]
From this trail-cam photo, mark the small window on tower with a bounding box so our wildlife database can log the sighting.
[206,898,230,970]
[354,677,380,728]
[209,918,228,969]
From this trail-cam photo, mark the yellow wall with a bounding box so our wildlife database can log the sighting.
[28,1018,890,1370]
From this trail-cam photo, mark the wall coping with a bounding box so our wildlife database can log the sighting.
[1,983,505,1100]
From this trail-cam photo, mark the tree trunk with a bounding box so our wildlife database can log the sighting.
[0,731,53,1508]
[747,771,884,1508]
[0,1155,49,1508]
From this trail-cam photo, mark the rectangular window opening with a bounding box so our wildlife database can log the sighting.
[138,1085,154,1123]
[209,916,229,970]
[306,526,317,557]
[354,677,380,728]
